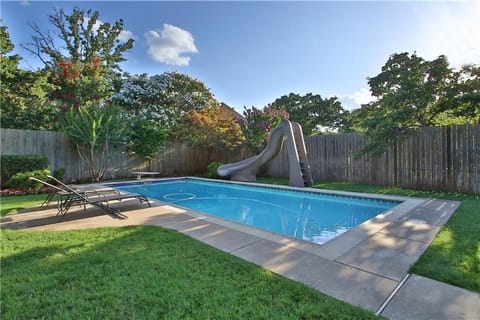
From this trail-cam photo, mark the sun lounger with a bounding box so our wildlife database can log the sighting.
[30,177,151,219]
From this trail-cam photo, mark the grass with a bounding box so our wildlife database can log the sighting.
[0,194,47,217]
[0,226,380,319]
[258,178,480,293]
[1,178,478,318]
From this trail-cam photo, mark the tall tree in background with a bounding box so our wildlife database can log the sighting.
[180,104,245,157]
[354,52,479,156]
[23,8,134,109]
[0,23,58,129]
[242,104,289,154]
[274,93,346,135]
[113,71,217,160]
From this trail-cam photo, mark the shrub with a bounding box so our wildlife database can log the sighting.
[1,155,49,187]
[207,162,224,179]
[52,168,66,181]
[6,169,51,189]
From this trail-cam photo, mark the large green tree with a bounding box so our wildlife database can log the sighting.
[355,52,479,156]
[274,93,346,135]
[113,71,216,160]
[0,23,58,129]
[23,8,134,109]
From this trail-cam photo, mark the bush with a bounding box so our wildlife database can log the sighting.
[206,162,224,179]
[1,155,49,187]
[52,168,65,181]
[6,169,51,189]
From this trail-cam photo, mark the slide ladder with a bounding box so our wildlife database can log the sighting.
[292,122,313,187]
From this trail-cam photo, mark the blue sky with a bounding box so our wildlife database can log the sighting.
[2,1,479,112]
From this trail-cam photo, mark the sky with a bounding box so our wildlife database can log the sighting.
[2,1,480,112]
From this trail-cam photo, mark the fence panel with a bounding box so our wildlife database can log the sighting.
[1,125,478,193]
[0,129,247,183]
[264,124,479,194]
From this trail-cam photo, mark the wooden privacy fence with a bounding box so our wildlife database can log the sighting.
[1,125,479,194]
[0,128,248,182]
[265,124,480,194]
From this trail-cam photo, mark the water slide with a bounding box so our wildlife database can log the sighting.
[217,120,313,187]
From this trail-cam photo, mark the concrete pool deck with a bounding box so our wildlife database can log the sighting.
[1,191,479,319]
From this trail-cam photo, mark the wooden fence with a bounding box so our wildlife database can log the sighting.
[265,124,480,194]
[0,128,248,182]
[1,125,479,194]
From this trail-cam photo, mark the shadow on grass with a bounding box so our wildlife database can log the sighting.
[259,177,480,293]
[1,226,381,319]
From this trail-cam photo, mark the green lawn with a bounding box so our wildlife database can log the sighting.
[0,226,380,319]
[0,193,47,217]
[1,178,478,319]
[258,178,480,293]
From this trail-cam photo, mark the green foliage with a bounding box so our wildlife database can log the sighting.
[22,8,134,111]
[128,118,169,159]
[62,103,128,182]
[6,169,51,189]
[52,168,65,181]
[206,161,224,179]
[354,52,480,156]
[242,104,289,154]
[1,227,379,319]
[0,23,57,130]
[179,104,245,153]
[274,93,347,135]
[1,155,49,187]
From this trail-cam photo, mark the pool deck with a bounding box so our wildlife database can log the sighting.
[1,185,479,319]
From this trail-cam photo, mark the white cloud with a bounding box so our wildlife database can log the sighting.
[336,88,375,110]
[118,30,136,42]
[20,1,30,7]
[415,2,480,68]
[83,18,136,43]
[145,24,198,66]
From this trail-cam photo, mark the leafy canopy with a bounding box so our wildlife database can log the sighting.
[354,52,479,156]
[23,8,134,109]
[274,93,346,135]
[62,103,128,181]
[242,104,289,154]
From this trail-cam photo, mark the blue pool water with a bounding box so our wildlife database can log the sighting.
[113,178,399,244]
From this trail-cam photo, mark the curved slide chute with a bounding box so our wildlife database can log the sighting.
[217,120,313,187]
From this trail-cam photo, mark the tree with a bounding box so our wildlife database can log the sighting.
[274,93,346,135]
[180,103,245,154]
[242,104,289,154]
[0,23,58,129]
[1,23,25,125]
[23,8,134,109]
[354,52,479,156]
[62,103,128,182]
[113,71,217,159]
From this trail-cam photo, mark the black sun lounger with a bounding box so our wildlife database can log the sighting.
[30,177,150,219]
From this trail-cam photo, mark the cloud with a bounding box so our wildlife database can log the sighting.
[83,17,136,43]
[415,2,480,68]
[336,88,374,110]
[118,30,136,42]
[145,24,198,66]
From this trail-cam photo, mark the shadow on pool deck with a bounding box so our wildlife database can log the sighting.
[1,197,479,320]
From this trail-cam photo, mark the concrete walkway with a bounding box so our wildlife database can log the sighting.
[1,196,479,319]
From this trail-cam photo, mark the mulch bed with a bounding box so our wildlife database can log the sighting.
[0,186,55,197]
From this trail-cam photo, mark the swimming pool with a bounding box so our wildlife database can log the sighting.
[112,178,400,244]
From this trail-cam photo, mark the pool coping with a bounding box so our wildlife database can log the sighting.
[108,176,426,261]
